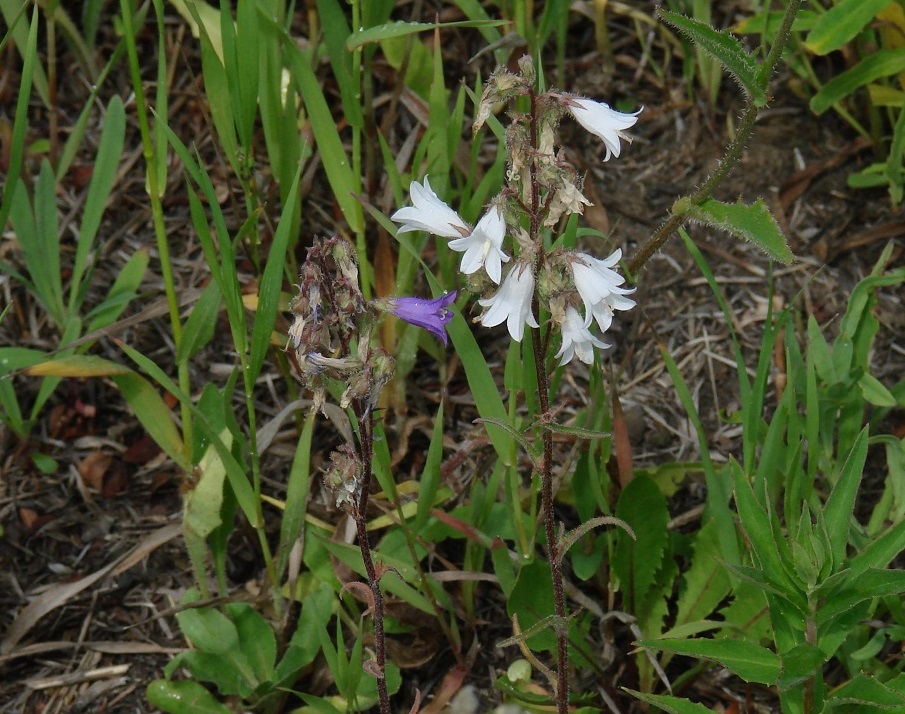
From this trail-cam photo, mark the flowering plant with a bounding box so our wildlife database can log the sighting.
[392,58,639,367]
[389,56,640,713]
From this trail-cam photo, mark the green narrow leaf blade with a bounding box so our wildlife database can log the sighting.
[805,0,891,55]
[70,96,126,311]
[823,428,869,567]
[249,165,301,381]
[810,51,905,116]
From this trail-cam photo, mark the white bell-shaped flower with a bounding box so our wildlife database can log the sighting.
[555,306,609,365]
[391,176,469,238]
[567,98,641,161]
[569,250,636,333]
[478,261,538,342]
[448,205,510,284]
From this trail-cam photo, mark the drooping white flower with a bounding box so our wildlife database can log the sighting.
[569,250,636,333]
[448,205,510,284]
[391,176,469,238]
[556,306,609,365]
[566,98,641,161]
[478,261,539,342]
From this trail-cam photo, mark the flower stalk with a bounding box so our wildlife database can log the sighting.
[290,237,455,713]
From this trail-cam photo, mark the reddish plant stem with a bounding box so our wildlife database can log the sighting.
[352,408,390,712]
[528,88,570,714]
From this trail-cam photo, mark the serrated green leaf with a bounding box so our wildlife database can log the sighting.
[805,0,891,56]
[624,690,714,714]
[146,679,231,714]
[811,51,905,116]
[660,10,766,105]
[816,569,905,627]
[679,198,793,263]
[826,673,905,710]
[613,475,669,617]
[640,637,781,684]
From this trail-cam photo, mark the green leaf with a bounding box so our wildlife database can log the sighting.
[778,643,826,690]
[112,371,189,470]
[624,690,714,714]
[641,637,781,685]
[612,475,669,617]
[167,651,245,696]
[146,679,231,714]
[849,519,905,575]
[276,412,315,580]
[345,19,503,50]
[859,373,897,407]
[176,607,240,657]
[674,518,732,627]
[816,569,905,627]
[0,4,41,232]
[282,31,364,233]
[805,0,891,56]
[414,403,445,532]
[115,341,259,525]
[69,95,125,312]
[811,51,905,116]
[183,426,232,542]
[506,559,556,651]
[678,197,793,263]
[249,165,300,382]
[823,428,868,568]
[176,281,222,364]
[827,673,905,710]
[226,603,276,683]
[317,0,363,129]
[733,464,800,595]
[659,10,766,105]
[85,247,149,332]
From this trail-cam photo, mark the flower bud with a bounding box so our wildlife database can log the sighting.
[323,444,361,508]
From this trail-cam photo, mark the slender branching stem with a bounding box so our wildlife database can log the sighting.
[628,0,805,275]
[528,88,570,714]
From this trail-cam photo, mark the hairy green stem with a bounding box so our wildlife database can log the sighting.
[628,0,805,275]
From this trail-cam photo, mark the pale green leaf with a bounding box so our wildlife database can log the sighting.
[811,51,905,115]
[805,0,891,55]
